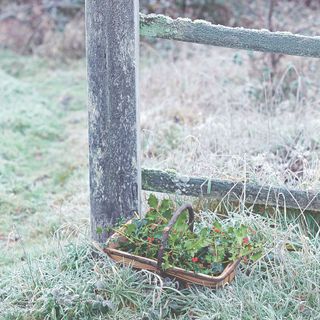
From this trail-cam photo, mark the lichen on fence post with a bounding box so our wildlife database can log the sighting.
[86,1,141,242]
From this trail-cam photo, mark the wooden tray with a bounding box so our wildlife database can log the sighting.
[102,204,241,288]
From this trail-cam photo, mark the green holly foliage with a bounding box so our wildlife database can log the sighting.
[114,194,264,276]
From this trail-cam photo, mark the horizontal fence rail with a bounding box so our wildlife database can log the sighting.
[140,13,320,58]
[142,169,320,213]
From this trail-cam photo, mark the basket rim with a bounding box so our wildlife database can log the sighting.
[105,245,241,281]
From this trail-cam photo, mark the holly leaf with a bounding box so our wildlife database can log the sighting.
[213,221,222,231]
[227,226,234,234]
[136,218,148,229]
[125,223,136,235]
[200,227,210,238]
[145,209,158,222]
[162,210,173,220]
[162,253,171,270]
[148,194,158,209]
[159,199,171,211]
[96,226,103,235]
[237,225,248,237]
[174,211,188,233]
[184,239,197,251]
[198,228,211,247]
[154,232,163,240]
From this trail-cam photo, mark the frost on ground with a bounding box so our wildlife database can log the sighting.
[1,211,320,319]
[1,41,320,319]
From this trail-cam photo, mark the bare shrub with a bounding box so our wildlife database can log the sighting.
[1,1,320,59]
[35,10,85,59]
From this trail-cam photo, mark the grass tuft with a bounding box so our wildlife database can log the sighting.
[1,211,319,319]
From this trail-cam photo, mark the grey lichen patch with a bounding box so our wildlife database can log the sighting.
[140,13,179,39]
[172,174,192,195]
[164,168,178,175]
[179,175,190,184]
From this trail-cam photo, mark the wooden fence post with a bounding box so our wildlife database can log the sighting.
[86,1,141,242]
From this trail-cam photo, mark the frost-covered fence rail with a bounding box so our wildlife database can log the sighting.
[142,169,320,213]
[140,14,320,58]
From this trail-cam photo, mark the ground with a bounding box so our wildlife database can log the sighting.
[0,43,319,319]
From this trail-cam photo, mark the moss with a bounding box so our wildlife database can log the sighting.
[140,14,179,39]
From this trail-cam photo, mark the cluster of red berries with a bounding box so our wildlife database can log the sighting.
[191,257,199,263]
[242,237,249,244]
[147,237,155,243]
[212,227,226,235]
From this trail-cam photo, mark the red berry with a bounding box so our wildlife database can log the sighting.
[243,237,249,244]
[191,257,199,263]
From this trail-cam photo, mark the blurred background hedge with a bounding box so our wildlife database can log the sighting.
[0,0,319,59]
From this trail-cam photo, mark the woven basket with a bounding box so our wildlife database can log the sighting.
[103,204,241,288]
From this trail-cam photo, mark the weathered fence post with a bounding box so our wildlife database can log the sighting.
[86,1,141,242]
